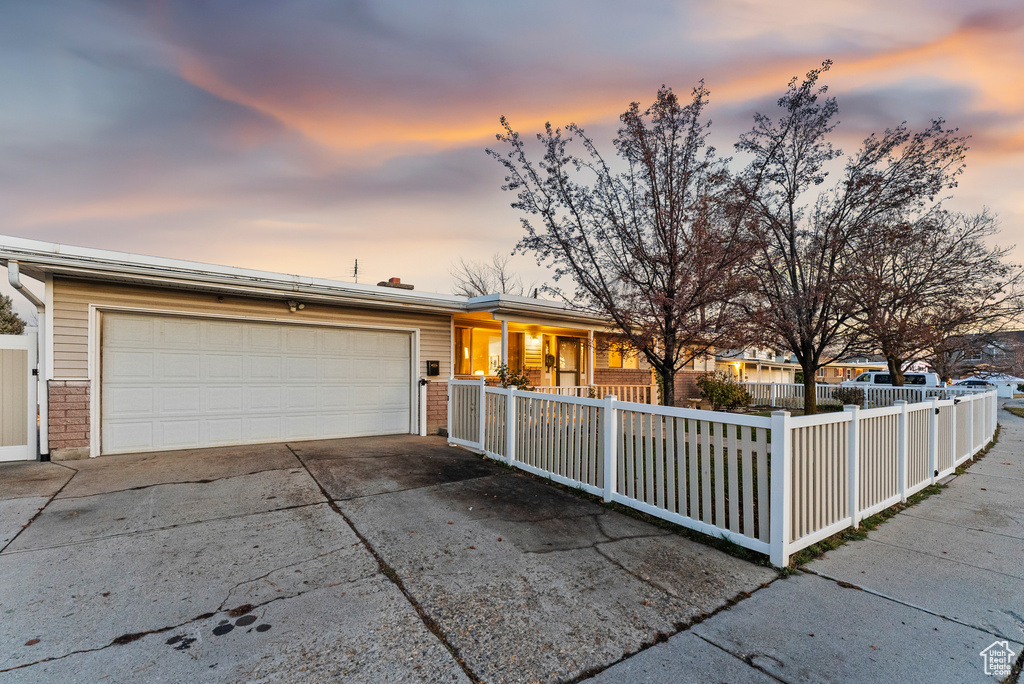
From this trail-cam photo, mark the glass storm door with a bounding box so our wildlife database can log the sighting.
[557,338,580,387]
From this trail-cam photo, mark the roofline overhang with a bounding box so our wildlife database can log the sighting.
[0,235,611,322]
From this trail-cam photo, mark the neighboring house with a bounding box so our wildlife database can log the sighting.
[717,348,799,384]
[955,330,1024,379]
[0,236,655,461]
[814,356,888,385]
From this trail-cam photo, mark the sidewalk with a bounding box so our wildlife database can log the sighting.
[588,402,1024,683]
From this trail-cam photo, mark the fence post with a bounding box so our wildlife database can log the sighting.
[506,386,516,465]
[928,397,939,484]
[950,398,958,469]
[991,391,998,441]
[845,404,861,527]
[967,393,976,458]
[770,383,777,408]
[477,377,487,452]
[769,410,792,568]
[446,379,453,444]
[896,400,908,503]
[602,395,618,503]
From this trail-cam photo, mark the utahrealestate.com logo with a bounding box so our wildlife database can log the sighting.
[980,641,1015,678]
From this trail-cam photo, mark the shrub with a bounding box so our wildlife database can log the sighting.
[496,363,532,391]
[696,371,751,411]
[831,386,865,407]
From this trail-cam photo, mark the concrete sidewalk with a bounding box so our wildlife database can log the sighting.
[589,403,1024,683]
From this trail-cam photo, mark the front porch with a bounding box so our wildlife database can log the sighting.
[453,299,657,403]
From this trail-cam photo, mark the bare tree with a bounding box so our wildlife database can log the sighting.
[735,61,969,413]
[847,210,1024,385]
[450,253,533,297]
[489,83,753,406]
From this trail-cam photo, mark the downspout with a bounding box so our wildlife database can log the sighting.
[7,261,47,459]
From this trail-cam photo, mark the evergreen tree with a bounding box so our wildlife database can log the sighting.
[0,294,26,335]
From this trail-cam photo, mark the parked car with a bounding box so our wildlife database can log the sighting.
[954,379,994,388]
[840,371,942,388]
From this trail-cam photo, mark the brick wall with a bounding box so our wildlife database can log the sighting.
[426,380,448,436]
[594,368,653,386]
[49,380,91,460]
[673,370,706,406]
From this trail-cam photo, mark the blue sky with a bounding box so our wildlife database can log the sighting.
[1,0,1022,300]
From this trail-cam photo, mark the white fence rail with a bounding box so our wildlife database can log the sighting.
[449,378,998,567]
[530,384,658,404]
[741,382,989,410]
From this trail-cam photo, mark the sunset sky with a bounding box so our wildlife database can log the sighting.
[2,0,1023,303]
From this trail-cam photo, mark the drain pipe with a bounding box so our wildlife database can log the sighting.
[7,261,47,458]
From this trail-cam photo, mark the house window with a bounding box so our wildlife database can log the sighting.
[455,327,523,376]
[608,344,639,369]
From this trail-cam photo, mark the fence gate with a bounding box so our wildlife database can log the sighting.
[0,333,37,462]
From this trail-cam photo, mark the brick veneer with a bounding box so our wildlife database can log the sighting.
[49,380,91,460]
[426,380,448,436]
[672,370,706,406]
[593,368,653,386]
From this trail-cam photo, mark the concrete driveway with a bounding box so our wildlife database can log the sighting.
[0,436,776,683]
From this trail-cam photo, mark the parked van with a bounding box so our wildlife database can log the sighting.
[840,371,942,388]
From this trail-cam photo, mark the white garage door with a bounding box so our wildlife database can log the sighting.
[101,313,412,454]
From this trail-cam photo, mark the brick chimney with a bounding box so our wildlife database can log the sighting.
[377,277,414,290]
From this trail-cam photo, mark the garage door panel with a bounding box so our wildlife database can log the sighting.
[285,386,317,410]
[203,386,244,413]
[157,319,202,348]
[102,313,414,454]
[248,326,283,351]
[319,357,350,381]
[285,327,317,351]
[161,420,200,449]
[284,415,318,440]
[321,330,350,353]
[248,386,282,411]
[250,356,283,380]
[105,316,154,346]
[104,351,154,380]
[205,322,244,348]
[206,354,243,380]
[285,357,317,380]
[158,352,200,381]
[244,417,281,442]
[205,418,243,445]
[159,386,201,413]
[104,421,154,453]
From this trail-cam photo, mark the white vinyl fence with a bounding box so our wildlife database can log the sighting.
[741,382,987,410]
[449,378,998,567]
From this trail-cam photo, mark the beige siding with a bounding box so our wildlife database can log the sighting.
[52,278,452,379]
[0,348,28,447]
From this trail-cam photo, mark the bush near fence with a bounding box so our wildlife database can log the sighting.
[448,379,997,567]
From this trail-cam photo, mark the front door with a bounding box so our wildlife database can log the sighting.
[556,337,580,387]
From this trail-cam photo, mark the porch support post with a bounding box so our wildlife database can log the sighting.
[500,320,509,369]
[588,329,594,387]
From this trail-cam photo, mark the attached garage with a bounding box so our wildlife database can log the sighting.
[100,313,414,455]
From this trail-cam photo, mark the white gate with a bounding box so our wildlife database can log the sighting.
[0,333,37,461]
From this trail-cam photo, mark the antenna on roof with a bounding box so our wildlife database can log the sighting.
[353,259,358,284]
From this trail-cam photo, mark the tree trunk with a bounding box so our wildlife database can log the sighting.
[660,368,675,407]
[802,363,819,415]
[886,356,905,387]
